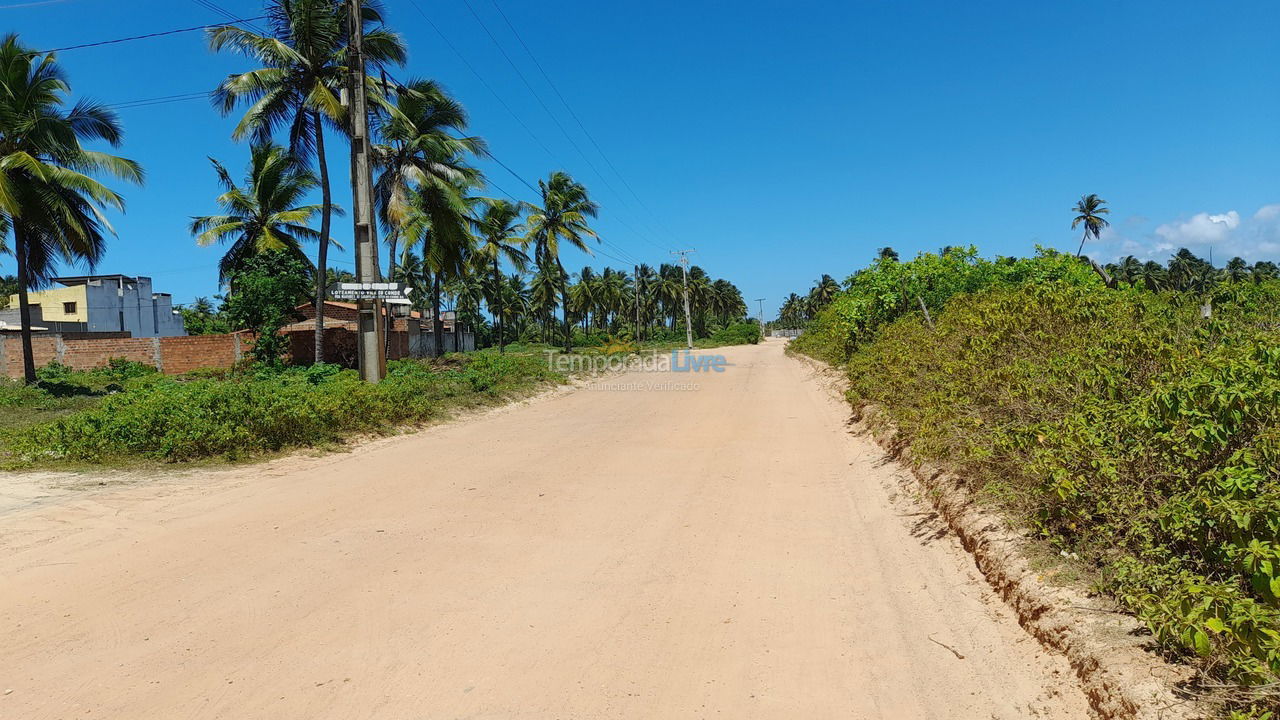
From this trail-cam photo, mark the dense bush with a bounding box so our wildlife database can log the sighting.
[710,321,762,345]
[3,352,564,465]
[791,246,1101,363]
[802,276,1280,701]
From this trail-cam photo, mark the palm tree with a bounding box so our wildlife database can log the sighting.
[1136,261,1166,292]
[191,142,327,285]
[876,246,899,262]
[1224,257,1251,283]
[570,266,600,331]
[1071,194,1110,257]
[1252,261,1279,283]
[809,274,840,311]
[634,263,656,340]
[1110,255,1142,286]
[398,180,474,355]
[523,171,598,352]
[474,199,528,352]
[373,79,484,282]
[0,36,143,383]
[528,264,563,341]
[208,0,406,363]
[657,265,684,331]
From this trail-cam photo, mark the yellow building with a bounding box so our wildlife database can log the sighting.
[6,283,88,325]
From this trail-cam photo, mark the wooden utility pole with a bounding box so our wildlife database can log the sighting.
[755,298,766,326]
[633,264,640,342]
[671,250,695,350]
[346,0,385,382]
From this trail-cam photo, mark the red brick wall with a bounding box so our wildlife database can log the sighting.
[59,338,158,370]
[0,329,414,379]
[0,334,248,378]
[1,336,58,378]
[159,334,244,374]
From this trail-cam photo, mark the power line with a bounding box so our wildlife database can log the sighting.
[27,15,267,56]
[191,0,268,35]
[402,0,559,163]
[484,0,677,254]
[107,91,212,110]
[453,0,666,253]
[399,0,658,266]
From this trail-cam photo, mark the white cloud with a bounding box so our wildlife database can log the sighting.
[1153,211,1240,248]
[1090,205,1280,264]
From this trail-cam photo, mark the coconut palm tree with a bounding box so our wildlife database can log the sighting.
[474,199,528,352]
[1252,261,1279,283]
[191,142,327,285]
[876,246,899,262]
[0,35,143,383]
[1071,194,1110,257]
[634,263,656,340]
[528,264,563,341]
[657,265,684,331]
[1224,257,1251,283]
[208,0,406,363]
[373,79,484,281]
[1136,261,1166,292]
[523,171,598,352]
[398,179,475,355]
[809,274,840,311]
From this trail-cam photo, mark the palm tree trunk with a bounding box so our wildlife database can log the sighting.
[14,226,37,384]
[387,230,398,284]
[1076,230,1088,258]
[313,115,331,365]
[431,272,444,358]
[494,258,504,354]
[557,260,571,353]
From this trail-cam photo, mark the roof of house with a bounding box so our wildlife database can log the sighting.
[51,275,148,286]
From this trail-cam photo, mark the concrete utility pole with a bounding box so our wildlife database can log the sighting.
[346,0,385,383]
[671,250,695,350]
[755,298,766,326]
[633,264,640,343]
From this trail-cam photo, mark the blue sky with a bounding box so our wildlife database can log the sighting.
[3,0,1279,318]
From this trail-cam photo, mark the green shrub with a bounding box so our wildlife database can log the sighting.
[802,277,1280,700]
[792,246,1100,363]
[95,357,157,383]
[3,352,565,465]
[710,322,762,345]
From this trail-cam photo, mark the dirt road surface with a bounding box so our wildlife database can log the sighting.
[0,341,1090,719]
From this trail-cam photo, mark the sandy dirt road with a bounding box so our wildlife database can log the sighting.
[0,341,1090,719]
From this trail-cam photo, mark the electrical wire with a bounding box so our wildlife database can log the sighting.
[484,0,678,254]
[27,15,267,56]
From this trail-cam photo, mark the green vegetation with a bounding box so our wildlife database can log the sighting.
[0,359,158,434]
[792,248,1280,711]
[220,252,312,365]
[0,322,762,470]
[709,321,762,346]
[0,351,564,467]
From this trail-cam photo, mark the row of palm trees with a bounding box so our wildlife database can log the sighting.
[189,0,745,357]
[777,274,840,328]
[403,260,747,351]
[1105,250,1279,292]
